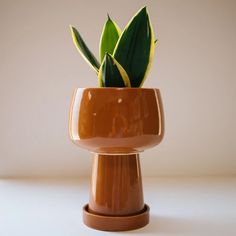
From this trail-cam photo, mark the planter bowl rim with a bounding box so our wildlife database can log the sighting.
[74,87,160,91]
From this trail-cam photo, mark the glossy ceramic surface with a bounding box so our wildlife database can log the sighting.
[83,203,150,231]
[69,88,164,154]
[69,87,165,231]
[89,154,144,216]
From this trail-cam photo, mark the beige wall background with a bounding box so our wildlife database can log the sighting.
[0,0,235,177]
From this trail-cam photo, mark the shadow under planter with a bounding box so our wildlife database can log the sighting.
[69,88,164,231]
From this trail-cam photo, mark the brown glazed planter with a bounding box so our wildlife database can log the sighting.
[69,88,164,231]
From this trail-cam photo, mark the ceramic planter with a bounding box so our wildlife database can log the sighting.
[69,88,164,231]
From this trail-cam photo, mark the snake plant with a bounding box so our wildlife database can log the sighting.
[70,6,156,87]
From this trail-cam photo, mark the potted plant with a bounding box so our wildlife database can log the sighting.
[69,6,164,231]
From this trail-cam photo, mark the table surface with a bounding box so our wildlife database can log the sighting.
[1,177,236,236]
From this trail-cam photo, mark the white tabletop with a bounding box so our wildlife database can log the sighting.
[1,177,236,236]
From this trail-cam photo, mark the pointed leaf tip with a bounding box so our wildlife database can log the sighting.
[140,6,147,14]
[98,53,131,87]
[69,25,75,33]
[99,16,121,62]
[113,6,154,87]
[70,26,100,73]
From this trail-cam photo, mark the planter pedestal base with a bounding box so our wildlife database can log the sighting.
[83,153,149,231]
[83,204,149,231]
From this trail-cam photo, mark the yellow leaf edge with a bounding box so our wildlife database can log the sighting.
[139,10,155,87]
[98,54,131,87]
[70,25,99,74]
[99,17,122,63]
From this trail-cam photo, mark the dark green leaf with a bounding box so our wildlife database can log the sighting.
[113,6,155,87]
[70,25,100,73]
[98,53,131,87]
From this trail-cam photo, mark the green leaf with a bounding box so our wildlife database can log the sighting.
[99,14,121,62]
[98,53,131,87]
[70,25,100,74]
[113,6,155,87]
